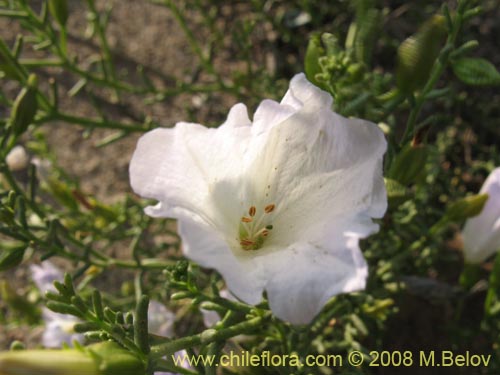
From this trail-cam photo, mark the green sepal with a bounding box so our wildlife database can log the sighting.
[431,193,489,235]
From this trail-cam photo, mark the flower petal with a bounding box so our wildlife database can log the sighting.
[281,73,333,110]
[30,261,64,294]
[242,96,386,247]
[178,218,265,305]
[463,167,500,263]
[130,106,252,228]
[264,228,368,325]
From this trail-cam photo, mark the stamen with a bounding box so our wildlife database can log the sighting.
[240,239,255,247]
[264,204,275,213]
[239,204,276,251]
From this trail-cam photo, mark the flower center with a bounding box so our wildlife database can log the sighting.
[238,204,275,251]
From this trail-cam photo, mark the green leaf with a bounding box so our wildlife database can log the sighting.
[0,244,26,271]
[452,57,500,86]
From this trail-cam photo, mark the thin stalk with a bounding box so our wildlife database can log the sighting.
[150,315,268,359]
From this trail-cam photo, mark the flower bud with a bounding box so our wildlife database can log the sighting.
[462,168,500,263]
[304,34,327,90]
[0,348,97,375]
[396,15,447,94]
[48,0,69,27]
[9,74,38,136]
[0,342,145,375]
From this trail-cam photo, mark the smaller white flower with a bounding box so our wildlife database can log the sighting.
[30,261,64,294]
[463,168,500,263]
[30,261,84,348]
[6,145,29,171]
[41,308,84,348]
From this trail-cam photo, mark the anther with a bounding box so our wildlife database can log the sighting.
[266,225,273,230]
[264,204,275,213]
[249,206,256,217]
[241,216,253,223]
[240,239,254,247]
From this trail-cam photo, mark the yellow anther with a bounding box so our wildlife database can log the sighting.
[241,216,253,223]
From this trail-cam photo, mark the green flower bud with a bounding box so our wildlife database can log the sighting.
[346,63,365,83]
[0,348,97,375]
[87,342,145,375]
[0,342,145,375]
[396,15,447,94]
[9,74,38,136]
[48,0,69,27]
[304,34,328,91]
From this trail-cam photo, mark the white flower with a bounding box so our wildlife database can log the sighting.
[30,261,64,294]
[40,308,84,348]
[130,73,387,324]
[30,261,84,347]
[463,168,500,263]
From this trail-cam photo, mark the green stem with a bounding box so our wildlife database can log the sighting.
[150,315,268,359]
[154,0,225,87]
[36,111,148,133]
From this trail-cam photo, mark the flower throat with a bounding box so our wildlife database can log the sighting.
[238,204,275,250]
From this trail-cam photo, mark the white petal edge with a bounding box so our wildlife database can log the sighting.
[178,217,266,305]
[263,231,368,325]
